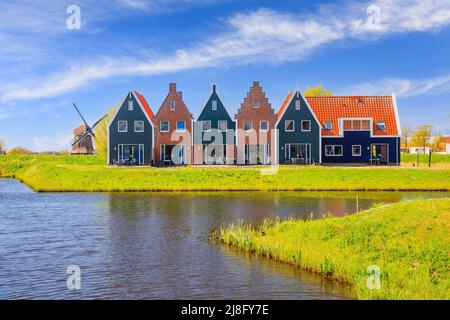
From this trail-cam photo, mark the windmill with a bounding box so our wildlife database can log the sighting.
[71,103,107,155]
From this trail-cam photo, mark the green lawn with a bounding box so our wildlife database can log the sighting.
[401,153,450,167]
[0,154,449,192]
[215,198,450,300]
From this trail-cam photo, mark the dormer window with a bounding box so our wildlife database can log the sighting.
[170,101,176,110]
[128,100,133,111]
[253,101,260,109]
[212,100,217,111]
[377,121,386,130]
[324,121,333,130]
[295,100,301,110]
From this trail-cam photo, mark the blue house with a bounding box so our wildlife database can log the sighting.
[276,91,322,164]
[108,90,155,165]
[306,95,401,165]
[193,85,236,164]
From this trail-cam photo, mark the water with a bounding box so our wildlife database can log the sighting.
[0,179,447,300]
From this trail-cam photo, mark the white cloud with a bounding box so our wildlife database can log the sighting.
[32,134,73,152]
[338,74,450,97]
[2,0,450,102]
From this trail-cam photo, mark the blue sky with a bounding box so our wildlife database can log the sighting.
[0,0,449,151]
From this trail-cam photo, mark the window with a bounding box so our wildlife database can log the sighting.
[260,121,269,132]
[244,120,253,131]
[118,121,127,132]
[169,101,176,110]
[301,120,311,132]
[324,121,333,130]
[343,119,372,131]
[160,121,169,132]
[325,145,343,156]
[177,121,186,132]
[212,100,217,111]
[128,100,133,111]
[352,145,362,156]
[377,121,386,130]
[253,101,260,108]
[285,120,295,132]
[295,100,301,110]
[202,121,211,132]
[218,120,227,132]
[134,121,144,133]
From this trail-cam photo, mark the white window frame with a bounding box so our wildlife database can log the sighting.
[218,120,227,132]
[176,121,186,132]
[118,120,128,133]
[295,100,301,110]
[244,120,253,132]
[169,100,176,110]
[301,120,311,132]
[128,100,133,111]
[260,121,269,132]
[253,101,260,109]
[285,120,295,132]
[160,121,170,132]
[377,120,386,130]
[324,121,333,130]
[203,120,211,132]
[352,145,362,157]
[212,100,217,111]
[325,145,343,156]
[134,120,144,133]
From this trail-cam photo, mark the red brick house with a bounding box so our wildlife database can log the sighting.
[154,83,193,165]
[235,81,277,164]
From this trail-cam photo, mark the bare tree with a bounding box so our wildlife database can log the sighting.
[401,125,414,152]
[0,138,5,155]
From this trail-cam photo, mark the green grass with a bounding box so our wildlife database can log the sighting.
[0,154,449,192]
[401,153,450,167]
[215,198,450,300]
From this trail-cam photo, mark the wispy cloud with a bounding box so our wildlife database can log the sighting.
[32,134,73,152]
[2,0,450,102]
[338,74,450,97]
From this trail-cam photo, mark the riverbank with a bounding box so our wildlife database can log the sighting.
[0,154,449,192]
[215,198,450,300]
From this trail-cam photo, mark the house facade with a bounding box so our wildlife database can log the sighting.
[193,85,236,165]
[276,91,322,164]
[306,95,401,165]
[235,81,277,165]
[108,90,154,165]
[154,83,193,166]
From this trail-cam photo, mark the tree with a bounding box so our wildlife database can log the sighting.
[401,125,414,151]
[304,84,332,97]
[0,138,5,155]
[94,106,117,159]
[410,125,433,150]
[7,147,33,155]
[431,134,446,152]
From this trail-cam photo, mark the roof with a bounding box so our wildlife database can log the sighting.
[73,124,88,135]
[441,136,450,144]
[276,92,294,119]
[305,96,400,136]
[134,90,154,120]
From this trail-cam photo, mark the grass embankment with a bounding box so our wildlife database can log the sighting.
[0,154,449,192]
[216,198,450,299]
[401,153,450,167]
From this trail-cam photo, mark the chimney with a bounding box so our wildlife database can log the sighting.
[169,83,176,92]
[212,84,217,93]
[177,91,183,100]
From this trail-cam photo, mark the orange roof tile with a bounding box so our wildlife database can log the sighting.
[277,92,294,119]
[305,96,400,136]
[134,90,155,120]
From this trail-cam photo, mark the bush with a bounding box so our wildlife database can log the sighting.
[7,147,34,155]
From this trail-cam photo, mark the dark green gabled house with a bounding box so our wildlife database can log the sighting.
[276,91,322,165]
[193,85,236,164]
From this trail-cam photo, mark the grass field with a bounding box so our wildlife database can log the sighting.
[215,198,450,300]
[401,153,450,167]
[0,154,449,192]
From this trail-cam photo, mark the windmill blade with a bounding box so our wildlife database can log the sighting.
[91,114,107,130]
[72,131,91,147]
[73,103,89,128]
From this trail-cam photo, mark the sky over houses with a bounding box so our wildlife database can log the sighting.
[0,0,449,151]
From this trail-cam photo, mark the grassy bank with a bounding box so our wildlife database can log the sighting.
[0,154,449,192]
[401,153,450,167]
[216,198,450,299]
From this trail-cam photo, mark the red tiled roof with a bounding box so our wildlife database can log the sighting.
[277,92,294,119]
[305,96,400,136]
[134,90,155,120]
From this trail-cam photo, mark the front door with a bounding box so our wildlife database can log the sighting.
[118,144,144,165]
[372,144,388,164]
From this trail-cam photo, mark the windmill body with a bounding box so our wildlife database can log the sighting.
[71,124,94,154]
